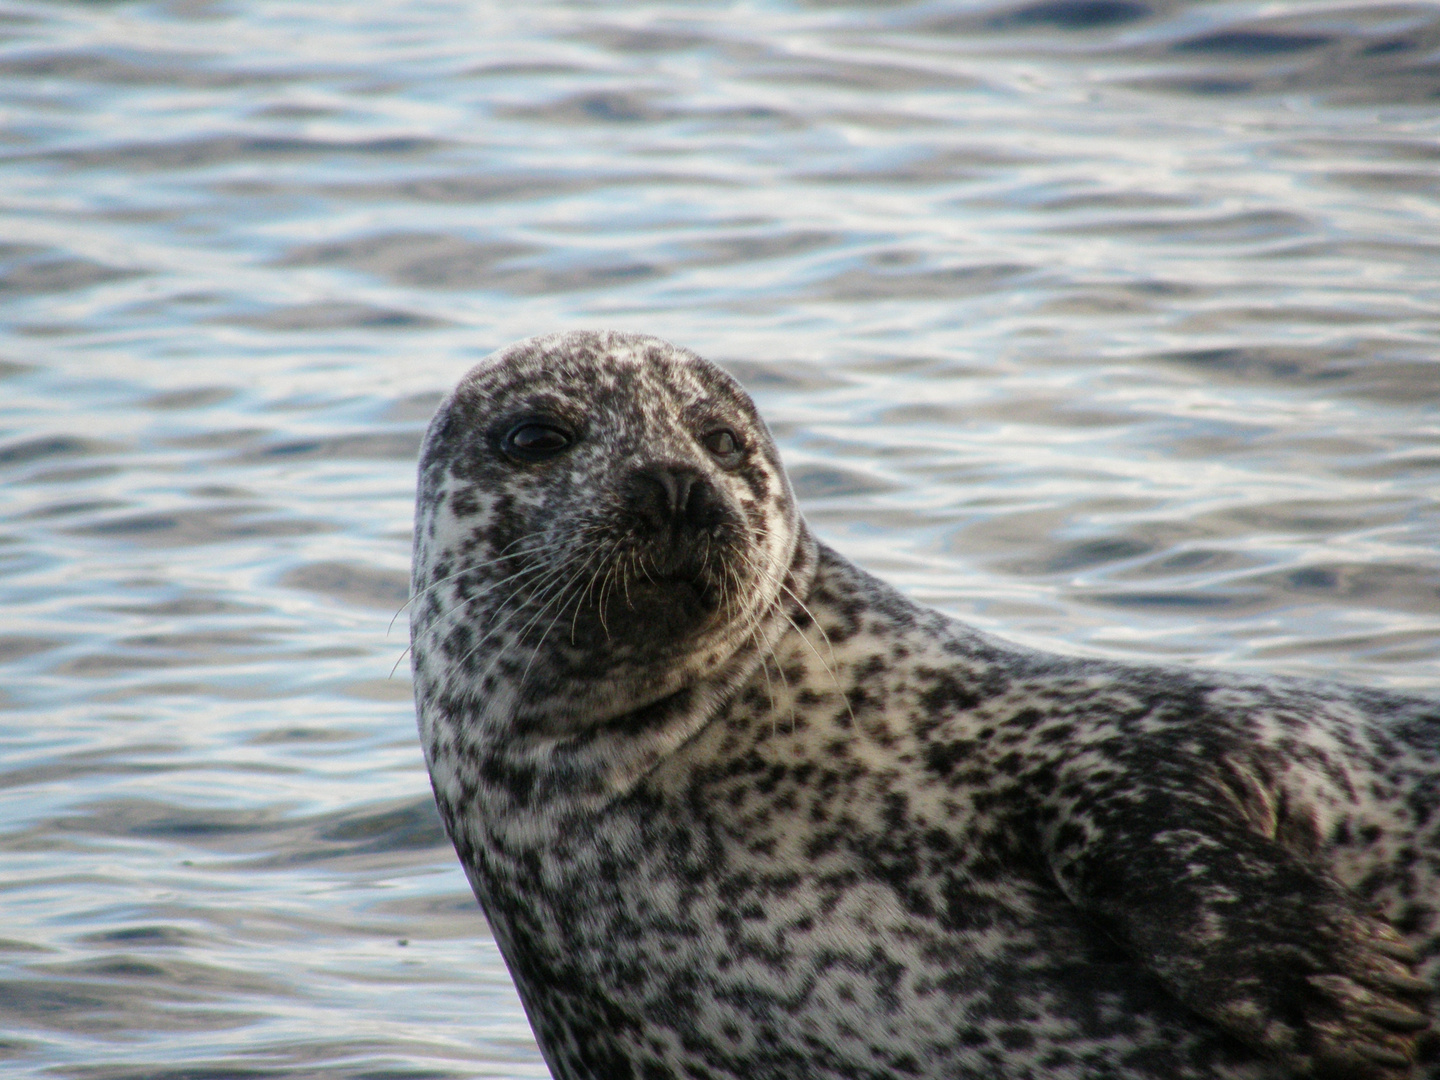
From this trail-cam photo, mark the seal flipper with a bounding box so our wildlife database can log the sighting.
[1041,791,1432,1077]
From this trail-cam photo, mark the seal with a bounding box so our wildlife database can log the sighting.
[410,330,1440,1080]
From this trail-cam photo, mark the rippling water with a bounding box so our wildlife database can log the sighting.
[2,0,1438,1075]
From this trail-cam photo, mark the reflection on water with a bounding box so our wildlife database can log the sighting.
[1,0,1437,1075]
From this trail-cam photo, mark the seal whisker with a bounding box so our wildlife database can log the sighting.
[472,548,592,659]
[733,544,848,730]
[517,552,608,694]
[766,636,792,738]
[491,524,612,669]
[426,541,575,635]
[392,534,555,633]
[451,552,589,681]
[569,545,608,645]
[595,560,618,641]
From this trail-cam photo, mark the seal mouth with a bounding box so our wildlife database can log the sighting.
[622,519,741,617]
[621,571,722,618]
[562,557,732,647]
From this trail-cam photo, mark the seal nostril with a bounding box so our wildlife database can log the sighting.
[662,469,697,519]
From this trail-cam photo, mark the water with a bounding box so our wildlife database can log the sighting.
[1,0,1438,1075]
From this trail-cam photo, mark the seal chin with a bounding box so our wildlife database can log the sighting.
[565,573,733,658]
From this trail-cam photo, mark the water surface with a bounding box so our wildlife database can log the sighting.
[2,0,1439,1076]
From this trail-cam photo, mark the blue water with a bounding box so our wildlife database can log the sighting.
[1,1,1438,1075]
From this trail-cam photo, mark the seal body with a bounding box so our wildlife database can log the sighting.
[411,331,1440,1080]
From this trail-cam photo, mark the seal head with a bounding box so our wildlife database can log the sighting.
[412,330,814,805]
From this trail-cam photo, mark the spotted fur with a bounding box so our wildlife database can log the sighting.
[411,330,1440,1079]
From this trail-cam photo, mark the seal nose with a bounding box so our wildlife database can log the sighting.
[654,469,697,520]
[631,464,724,533]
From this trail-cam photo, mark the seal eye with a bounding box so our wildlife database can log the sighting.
[504,422,572,461]
[702,428,743,467]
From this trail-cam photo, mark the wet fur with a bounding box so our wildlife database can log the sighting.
[411,330,1440,1079]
